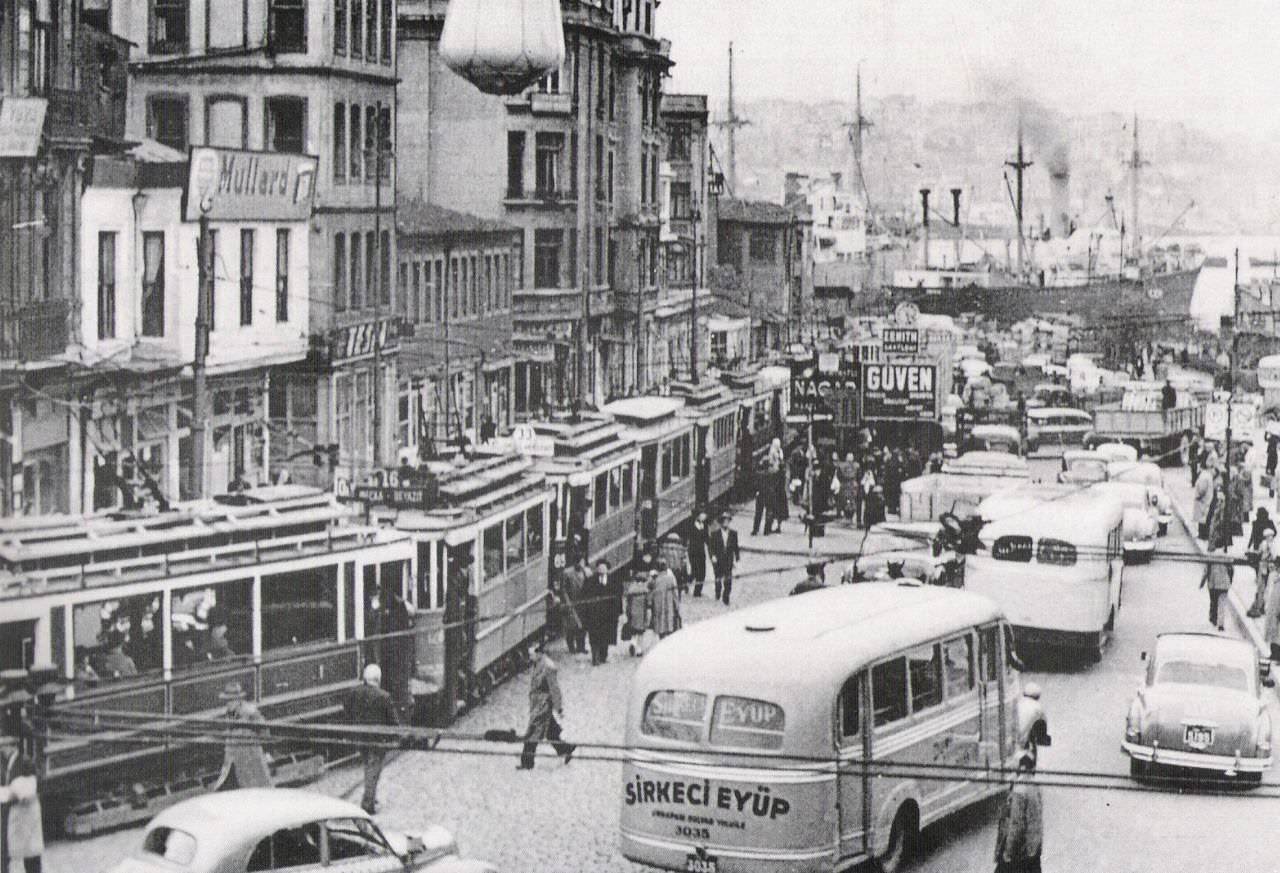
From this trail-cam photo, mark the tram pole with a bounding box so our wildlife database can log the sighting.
[1222,248,1240,550]
[193,203,213,499]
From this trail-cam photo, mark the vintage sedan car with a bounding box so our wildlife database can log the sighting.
[1124,633,1273,781]
[1109,460,1174,535]
[1089,480,1159,562]
[1058,450,1110,485]
[1093,442,1140,463]
[108,789,497,873]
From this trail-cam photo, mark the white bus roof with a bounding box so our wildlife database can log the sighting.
[979,485,1123,544]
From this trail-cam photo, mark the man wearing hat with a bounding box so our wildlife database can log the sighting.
[343,663,399,814]
[212,681,272,791]
[0,726,43,873]
[517,638,574,770]
[994,752,1043,873]
[709,511,741,607]
[790,560,826,596]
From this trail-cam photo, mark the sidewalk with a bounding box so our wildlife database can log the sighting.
[725,500,874,558]
[1164,467,1270,654]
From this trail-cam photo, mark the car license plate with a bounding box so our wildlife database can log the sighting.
[685,851,718,873]
[1184,725,1213,749]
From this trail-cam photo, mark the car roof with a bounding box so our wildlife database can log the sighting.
[1156,632,1256,668]
[149,789,367,844]
[1027,407,1090,419]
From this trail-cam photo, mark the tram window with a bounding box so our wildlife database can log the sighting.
[661,442,673,488]
[506,513,525,566]
[678,434,691,478]
[483,523,504,583]
[608,466,622,509]
[871,657,909,727]
[908,643,943,713]
[171,579,252,669]
[979,626,999,682]
[525,505,544,558]
[838,674,863,741]
[594,472,608,519]
[621,461,634,504]
[641,689,708,742]
[710,696,785,750]
[72,593,163,682]
[942,635,975,697]
[261,566,338,650]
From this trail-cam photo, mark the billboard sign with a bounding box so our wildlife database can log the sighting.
[185,147,318,222]
[861,363,938,421]
[790,357,858,417]
[882,327,920,356]
[0,98,47,157]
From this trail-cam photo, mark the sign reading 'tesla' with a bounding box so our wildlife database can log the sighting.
[861,363,938,421]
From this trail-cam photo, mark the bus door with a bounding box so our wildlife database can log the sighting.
[639,445,658,541]
[836,672,871,861]
[977,624,1004,781]
[936,633,985,809]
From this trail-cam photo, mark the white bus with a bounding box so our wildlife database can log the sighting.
[967,488,1125,660]
[620,583,1026,873]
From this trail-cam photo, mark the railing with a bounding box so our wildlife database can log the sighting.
[0,298,69,362]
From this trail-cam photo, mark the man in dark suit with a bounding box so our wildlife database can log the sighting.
[710,511,741,606]
[343,663,399,814]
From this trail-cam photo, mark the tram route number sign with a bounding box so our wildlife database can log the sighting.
[882,327,920,356]
[861,363,938,421]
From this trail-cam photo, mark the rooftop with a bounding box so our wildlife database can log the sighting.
[398,199,520,238]
[717,197,802,226]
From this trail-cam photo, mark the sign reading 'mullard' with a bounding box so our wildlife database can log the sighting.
[185,147,318,222]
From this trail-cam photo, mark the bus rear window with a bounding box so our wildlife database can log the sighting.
[641,690,708,742]
[992,535,1033,562]
[709,696,785,750]
[1036,538,1077,566]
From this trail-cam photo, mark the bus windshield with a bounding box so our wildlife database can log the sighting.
[709,696,786,750]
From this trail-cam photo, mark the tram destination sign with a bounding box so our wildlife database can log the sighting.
[882,327,920,355]
[352,477,440,509]
[860,363,938,421]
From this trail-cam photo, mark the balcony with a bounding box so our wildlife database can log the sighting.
[45,27,129,143]
[503,188,576,210]
[0,299,70,363]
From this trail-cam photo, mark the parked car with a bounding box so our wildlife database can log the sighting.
[944,451,1031,478]
[1089,480,1159,562]
[1093,442,1140,463]
[1026,383,1074,409]
[1058,450,1110,485]
[1109,460,1174,535]
[1124,632,1272,782]
[108,789,497,873]
[1025,407,1093,455]
[966,423,1024,456]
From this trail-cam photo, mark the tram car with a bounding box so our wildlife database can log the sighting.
[601,396,698,544]
[670,380,742,511]
[0,486,414,834]
[722,366,787,497]
[354,453,554,720]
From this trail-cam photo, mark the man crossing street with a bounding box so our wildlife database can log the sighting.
[343,663,399,814]
[709,511,741,606]
[517,640,575,770]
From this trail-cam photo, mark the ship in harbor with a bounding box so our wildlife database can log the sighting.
[877,116,1203,325]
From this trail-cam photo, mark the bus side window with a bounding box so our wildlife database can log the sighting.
[979,627,999,682]
[871,658,909,727]
[942,635,975,698]
[1003,624,1023,673]
[838,674,863,742]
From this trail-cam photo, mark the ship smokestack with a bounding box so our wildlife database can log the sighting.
[950,188,962,227]
[920,188,931,268]
[1049,145,1070,238]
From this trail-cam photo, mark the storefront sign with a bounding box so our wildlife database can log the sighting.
[882,328,920,356]
[0,98,48,157]
[861,363,938,420]
[789,358,857,417]
[325,318,401,363]
[185,147,318,221]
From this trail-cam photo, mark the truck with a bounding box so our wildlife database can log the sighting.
[1086,384,1203,466]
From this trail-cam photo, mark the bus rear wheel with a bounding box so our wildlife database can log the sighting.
[876,805,918,873]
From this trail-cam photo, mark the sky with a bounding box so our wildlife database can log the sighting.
[658,0,1274,138]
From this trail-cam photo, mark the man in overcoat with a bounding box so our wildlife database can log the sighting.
[213,681,272,792]
[343,663,399,814]
[994,752,1043,873]
[517,641,575,770]
[709,511,741,606]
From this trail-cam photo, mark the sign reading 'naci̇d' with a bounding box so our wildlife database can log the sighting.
[861,363,938,421]
[185,147,318,222]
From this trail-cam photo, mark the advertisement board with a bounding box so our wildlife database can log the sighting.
[185,146,318,221]
[790,357,858,418]
[0,98,47,157]
[861,363,938,421]
[882,327,920,356]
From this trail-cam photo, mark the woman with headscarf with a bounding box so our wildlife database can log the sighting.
[648,560,681,638]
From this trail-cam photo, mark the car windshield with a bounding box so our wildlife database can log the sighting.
[1156,659,1251,692]
[143,827,197,866]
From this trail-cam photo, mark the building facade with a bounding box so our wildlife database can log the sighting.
[119,0,400,493]
[397,0,670,409]
[0,0,130,516]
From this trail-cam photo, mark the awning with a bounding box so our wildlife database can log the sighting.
[706,315,748,332]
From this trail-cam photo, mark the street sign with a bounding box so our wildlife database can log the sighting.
[861,363,938,421]
[882,327,920,356]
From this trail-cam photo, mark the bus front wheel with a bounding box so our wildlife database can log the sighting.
[876,805,918,873]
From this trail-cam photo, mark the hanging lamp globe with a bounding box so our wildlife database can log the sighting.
[440,0,565,96]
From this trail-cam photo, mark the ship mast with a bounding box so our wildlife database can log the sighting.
[845,63,873,209]
[715,43,751,194]
[1124,114,1148,267]
[1004,116,1033,276]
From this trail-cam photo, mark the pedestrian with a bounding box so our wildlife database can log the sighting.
[710,511,741,606]
[863,484,887,527]
[342,663,398,814]
[1188,431,1201,486]
[837,453,859,521]
[1231,461,1253,539]
[1161,377,1176,411]
[648,561,681,638]
[380,590,414,712]
[516,639,575,770]
[97,632,137,679]
[0,728,43,873]
[583,559,620,665]
[1266,556,1280,662]
[1193,464,1215,541]
[687,510,711,598]
[559,559,588,655]
[767,439,788,528]
[791,560,826,596]
[1200,545,1234,632]
[994,752,1044,873]
[857,465,877,527]
[751,455,770,535]
[1014,682,1051,765]
[1268,434,1280,484]
[212,681,272,791]
[1248,507,1276,552]
[1249,527,1276,619]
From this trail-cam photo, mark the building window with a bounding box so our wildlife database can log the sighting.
[650,150,659,205]
[608,150,614,203]
[640,150,648,205]
[535,132,563,197]
[364,105,377,185]
[141,232,165,337]
[333,102,346,183]
[594,227,604,286]
[349,104,363,180]
[275,229,290,322]
[239,229,254,326]
[205,96,246,148]
[749,228,776,262]
[434,260,443,321]
[334,0,346,53]
[334,233,347,310]
[595,47,605,119]
[380,230,391,306]
[364,0,376,60]
[594,135,604,200]
[366,232,378,309]
[534,229,560,288]
[668,123,691,161]
[449,259,459,317]
[671,182,691,220]
[350,0,363,58]
[460,258,469,316]
[379,0,391,63]
[268,0,306,53]
[147,95,189,152]
[265,96,306,153]
[377,104,392,181]
[411,262,422,322]
[149,0,189,53]
[350,230,363,308]
[97,232,116,340]
[507,132,525,198]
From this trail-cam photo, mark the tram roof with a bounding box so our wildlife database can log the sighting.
[601,396,685,423]
[639,583,1004,694]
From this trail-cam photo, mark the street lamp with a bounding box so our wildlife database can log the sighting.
[440,0,565,95]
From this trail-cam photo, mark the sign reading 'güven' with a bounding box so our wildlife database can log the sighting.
[185,147,318,222]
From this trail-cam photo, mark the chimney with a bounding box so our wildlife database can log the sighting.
[1049,146,1070,238]
[919,188,931,227]
[950,188,962,227]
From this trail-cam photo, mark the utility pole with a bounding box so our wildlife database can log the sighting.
[192,205,213,498]
[1005,117,1032,276]
[1222,248,1240,550]
[713,43,751,195]
[689,205,699,383]
[443,242,453,445]
[371,100,385,468]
